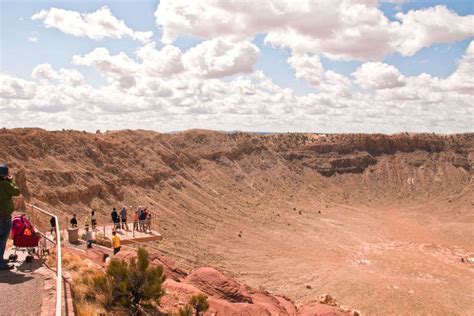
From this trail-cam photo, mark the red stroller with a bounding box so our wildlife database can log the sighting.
[9,214,43,262]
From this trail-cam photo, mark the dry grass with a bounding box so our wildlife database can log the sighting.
[62,251,84,271]
[58,250,109,315]
[75,301,107,316]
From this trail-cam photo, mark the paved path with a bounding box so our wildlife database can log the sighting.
[0,248,44,316]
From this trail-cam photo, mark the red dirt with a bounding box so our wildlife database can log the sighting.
[81,248,351,315]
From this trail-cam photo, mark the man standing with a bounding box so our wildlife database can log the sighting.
[120,206,129,230]
[111,208,120,230]
[0,164,21,270]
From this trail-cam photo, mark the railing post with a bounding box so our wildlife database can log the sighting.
[26,203,62,316]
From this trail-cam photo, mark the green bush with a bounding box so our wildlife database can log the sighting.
[177,304,193,316]
[91,247,166,310]
[107,259,131,307]
[189,293,209,316]
[127,248,166,306]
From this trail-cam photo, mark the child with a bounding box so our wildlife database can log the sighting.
[85,227,93,248]
[111,231,121,255]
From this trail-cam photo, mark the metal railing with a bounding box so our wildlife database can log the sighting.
[25,203,62,316]
[68,213,159,237]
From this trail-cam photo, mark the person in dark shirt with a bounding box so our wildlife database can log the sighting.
[50,216,56,234]
[111,208,120,230]
[70,214,78,228]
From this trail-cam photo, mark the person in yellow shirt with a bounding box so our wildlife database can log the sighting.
[111,231,121,255]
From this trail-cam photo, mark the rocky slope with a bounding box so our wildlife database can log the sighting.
[1,129,471,211]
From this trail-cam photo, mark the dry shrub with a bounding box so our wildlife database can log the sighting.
[47,248,57,267]
[65,248,165,315]
[75,301,107,316]
[62,252,84,271]
[70,268,109,314]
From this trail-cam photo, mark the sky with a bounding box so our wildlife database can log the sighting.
[0,0,473,133]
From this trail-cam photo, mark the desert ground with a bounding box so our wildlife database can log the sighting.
[1,129,472,314]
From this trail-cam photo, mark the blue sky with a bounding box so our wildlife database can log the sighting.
[0,0,473,133]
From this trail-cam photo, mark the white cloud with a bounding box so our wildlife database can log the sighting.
[136,43,185,76]
[72,48,139,80]
[265,1,396,60]
[353,62,406,89]
[287,53,324,86]
[32,63,84,87]
[392,5,474,56]
[2,62,472,133]
[155,0,473,61]
[320,70,352,95]
[182,39,260,78]
[32,6,153,43]
[32,63,58,81]
[371,42,474,106]
[0,74,37,99]
[58,68,84,87]
[73,39,260,85]
[441,40,474,95]
[28,36,38,43]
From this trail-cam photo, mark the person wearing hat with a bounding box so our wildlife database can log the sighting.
[0,164,21,270]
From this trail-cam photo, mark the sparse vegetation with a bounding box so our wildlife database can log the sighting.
[70,248,165,314]
[189,293,210,316]
[177,294,209,316]
[177,304,193,316]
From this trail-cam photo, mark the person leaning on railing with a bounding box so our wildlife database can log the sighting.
[0,164,21,270]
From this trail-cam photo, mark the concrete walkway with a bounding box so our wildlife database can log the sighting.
[0,248,45,316]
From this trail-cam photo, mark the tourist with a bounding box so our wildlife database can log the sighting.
[146,210,152,232]
[49,216,56,235]
[133,210,139,231]
[70,214,78,228]
[0,164,21,270]
[142,208,148,232]
[91,210,96,229]
[85,226,93,248]
[84,214,90,228]
[138,208,145,231]
[120,206,129,230]
[111,231,121,255]
[111,208,120,230]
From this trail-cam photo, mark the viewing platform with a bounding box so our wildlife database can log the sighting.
[70,223,162,247]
